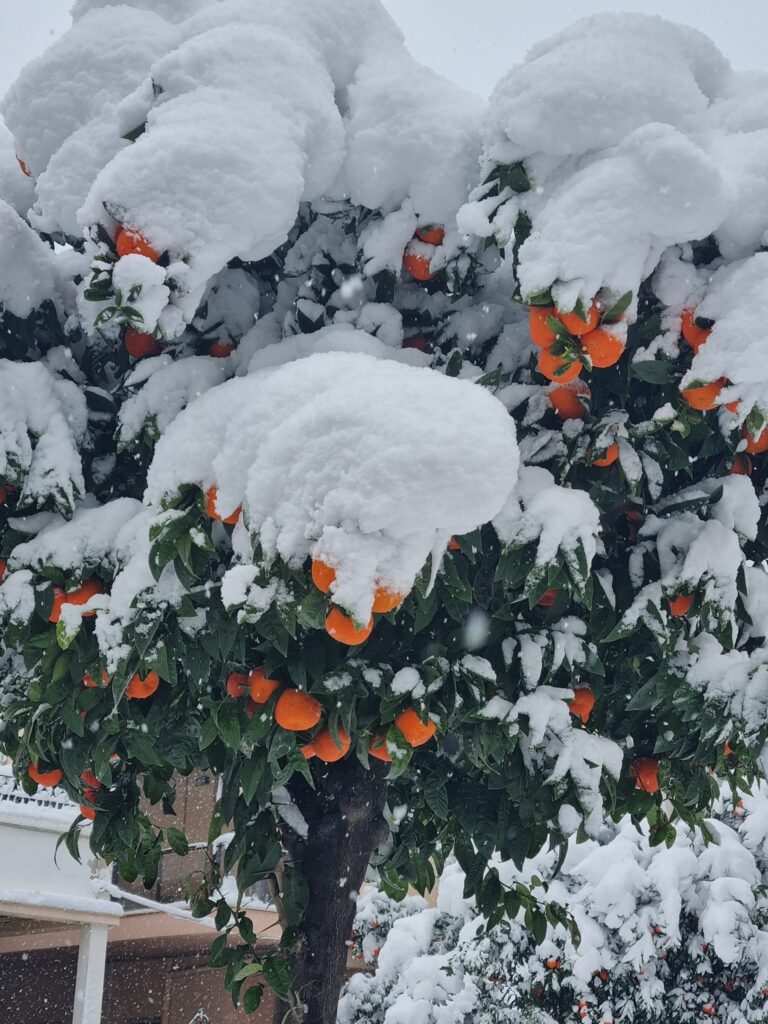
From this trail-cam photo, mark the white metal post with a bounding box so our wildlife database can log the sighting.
[72,921,109,1024]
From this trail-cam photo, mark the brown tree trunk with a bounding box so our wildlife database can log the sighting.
[271,757,389,1024]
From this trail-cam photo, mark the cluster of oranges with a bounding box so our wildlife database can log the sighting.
[225,664,436,764]
[26,762,113,821]
[114,226,164,360]
[402,225,445,282]
[311,558,405,646]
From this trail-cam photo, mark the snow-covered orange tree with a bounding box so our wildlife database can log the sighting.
[1,5,767,1023]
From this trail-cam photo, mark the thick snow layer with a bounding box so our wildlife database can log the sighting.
[0,202,58,317]
[147,350,518,621]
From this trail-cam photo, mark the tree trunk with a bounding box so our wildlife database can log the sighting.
[271,757,389,1024]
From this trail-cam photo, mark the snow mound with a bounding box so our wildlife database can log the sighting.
[0,202,58,317]
[147,350,519,621]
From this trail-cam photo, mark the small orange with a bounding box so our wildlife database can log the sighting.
[83,670,110,688]
[311,559,336,594]
[301,743,315,759]
[668,593,693,617]
[125,670,160,700]
[395,707,436,747]
[593,442,619,468]
[204,485,241,526]
[529,306,558,349]
[545,958,562,970]
[16,154,32,178]
[557,301,599,336]
[80,804,97,821]
[549,381,590,420]
[403,245,435,282]
[730,454,752,476]
[701,1006,715,1017]
[369,734,393,762]
[325,607,374,646]
[0,558,6,583]
[448,537,461,551]
[402,334,431,352]
[680,309,712,353]
[631,757,660,794]
[681,378,725,411]
[415,225,445,246]
[742,425,768,454]
[581,328,625,368]
[49,579,104,623]
[537,350,582,383]
[28,764,63,788]
[312,727,351,763]
[225,672,249,699]
[248,667,281,704]
[723,743,733,757]
[372,587,404,614]
[124,329,161,359]
[210,339,235,358]
[116,228,160,263]
[537,588,559,609]
[274,689,322,731]
[80,770,102,790]
[568,687,595,725]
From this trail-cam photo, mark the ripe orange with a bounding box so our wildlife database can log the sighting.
[415,225,445,246]
[402,334,431,352]
[312,726,351,763]
[16,154,31,178]
[80,804,96,821]
[369,734,393,762]
[529,306,558,349]
[545,958,562,970]
[325,607,374,646]
[537,350,582,383]
[395,707,436,747]
[311,558,336,594]
[0,558,6,583]
[730,454,752,476]
[631,757,660,794]
[83,670,110,688]
[301,743,315,759]
[537,588,559,609]
[742,424,768,454]
[49,579,104,623]
[28,764,63,787]
[225,672,249,699]
[210,339,235,358]
[593,442,619,468]
[668,593,693,617]
[680,309,711,353]
[124,329,161,359]
[681,378,725,411]
[557,301,599,336]
[116,228,160,263]
[248,667,281,704]
[581,328,625,368]
[448,537,461,551]
[701,1006,715,1017]
[403,247,435,282]
[80,770,102,790]
[204,485,241,525]
[274,689,322,731]
[569,687,595,724]
[549,381,590,420]
[372,587,404,614]
[125,670,160,700]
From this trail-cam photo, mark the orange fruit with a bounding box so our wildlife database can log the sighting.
[49,579,104,623]
[742,424,768,454]
[538,350,582,383]
[668,593,693,617]
[529,306,558,349]
[124,329,161,359]
[83,670,110,688]
[16,154,32,178]
[593,442,619,468]
[557,302,599,336]
[369,734,393,762]
[549,381,590,420]
[325,607,374,646]
[723,743,733,757]
[125,670,160,700]
[116,227,160,262]
[395,707,436,747]
[312,727,351,763]
[631,757,660,794]
[248,667,281,704]
[730,454,752,476]
[701,1006,715,1017]
[0,558,6,583]
[80,770,102,790]
[210,339,235,358]
[415,225,445,246]
[680,309,711,353]
[372,587,404,614]
[568,687,595,725]
[681,378,725,411]
[225,672,249,699]
[80,804,96,821]
[274,689,322,731]
[403,247,435,282]
[545,958,562,970]
[204,485,241,525]
[28,764,63,787]
[311,558,336,594]
[402,334,431,352]
[448,537,461,552]
[537,588,559,609]
[301,743,315,759]
[581,328,625,368]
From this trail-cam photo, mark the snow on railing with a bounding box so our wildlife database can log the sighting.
[0,761,76,819]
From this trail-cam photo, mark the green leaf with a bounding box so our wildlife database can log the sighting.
[242,986,264,1013]
[167,827,189,856]
[217,702,241,751]
[602,290,633,323]
[262,955,292,997]
[240,753,264,806]
[630,359,675,385]
[233,964,264,983]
